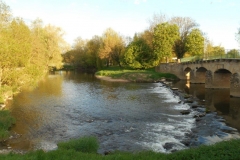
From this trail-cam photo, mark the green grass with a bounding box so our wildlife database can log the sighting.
[0,137,240,160]
[58,136,99,153]
[95,66,178,82]
[0,110,16,140]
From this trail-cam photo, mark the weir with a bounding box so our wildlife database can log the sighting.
[156,59,240,97]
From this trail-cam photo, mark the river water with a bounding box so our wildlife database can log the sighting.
[4,71,240,153]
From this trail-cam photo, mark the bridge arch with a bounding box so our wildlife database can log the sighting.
[190,67,208,84]
[205,69,232,89]
[184,67,192,80]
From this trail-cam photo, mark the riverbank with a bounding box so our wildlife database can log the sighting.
[0,136,240,159]
[95,67,179,82]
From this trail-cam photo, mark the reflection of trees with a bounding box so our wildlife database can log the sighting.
[199,89,230,115]
[63,71,96,83]
[98,80,141,102]
[37,74,63,96]
[204,89,240,131]
[188,84,205,100]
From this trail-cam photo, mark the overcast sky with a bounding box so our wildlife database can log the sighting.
[7,0,240,49]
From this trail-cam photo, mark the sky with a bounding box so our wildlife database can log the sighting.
[6,0,240,49]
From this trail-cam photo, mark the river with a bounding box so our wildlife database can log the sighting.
[3,71,240,153]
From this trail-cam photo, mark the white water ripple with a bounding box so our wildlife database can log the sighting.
[139,84,195,153]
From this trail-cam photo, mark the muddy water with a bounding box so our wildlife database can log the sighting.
[4,71,240,153]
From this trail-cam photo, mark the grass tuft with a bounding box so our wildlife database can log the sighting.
[0,110,16,140]
[58,136,99,153]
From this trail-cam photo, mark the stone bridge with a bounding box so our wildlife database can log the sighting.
[156,59,240,97]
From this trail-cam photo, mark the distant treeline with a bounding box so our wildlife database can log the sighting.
[0,1,67,103]
[62,14,240,71]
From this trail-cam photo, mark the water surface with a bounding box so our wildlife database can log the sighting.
[5,71,240,153]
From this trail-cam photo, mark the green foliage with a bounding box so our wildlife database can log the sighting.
[227,49,240,58]
[185,29,204,56]
[58,136,99,153]
[170,17,198,59]
[153,22,180,63]
[0,1,66,104]
[210,46,225,56]
[62,36,102,70]
[124,36,155,69]
[0,110,15,140]
[99,28,125,67]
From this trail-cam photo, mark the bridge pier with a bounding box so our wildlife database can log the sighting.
[190,67,206,84]
[230,73,240,97]
[205,69,231,89]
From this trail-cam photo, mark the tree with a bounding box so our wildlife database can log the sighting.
[170,17,198,58]
[42,25,66,69]
[143,13,169,52]
[73,37,87,51]
[236,27,240,49]
[227,49,239,58]
[185,29,204,57]
[148,13,168,32]
[62,35,103,70]
[0,1,69,101]
[204,38,214,55]
[124,36,155,69]
[140,30,154,51]
[0,0,12,87]
[85,36,102,69]
[153,22,180,63]
[0,0,12,27]
[0,17,33,88]
[99,28,125,67]
[210,46,225,56]
[30,18,50,75]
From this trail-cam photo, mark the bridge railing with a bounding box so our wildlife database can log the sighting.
[180,50,240,62]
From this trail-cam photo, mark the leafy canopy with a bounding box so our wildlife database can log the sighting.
[185,28,204,56]
[124,35,155,69]
[153,22,180,63]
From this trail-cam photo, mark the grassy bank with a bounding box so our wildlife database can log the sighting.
[0,110,15,140]
[1,136,240,160]
[95,66,178,82]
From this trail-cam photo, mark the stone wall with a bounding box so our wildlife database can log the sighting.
[156,59,240,97]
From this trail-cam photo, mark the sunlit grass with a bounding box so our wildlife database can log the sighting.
[58,136,99,153]
[95,66,178,82]
[0,137,240,160]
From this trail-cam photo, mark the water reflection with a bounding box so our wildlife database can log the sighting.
[172,80,240,131]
